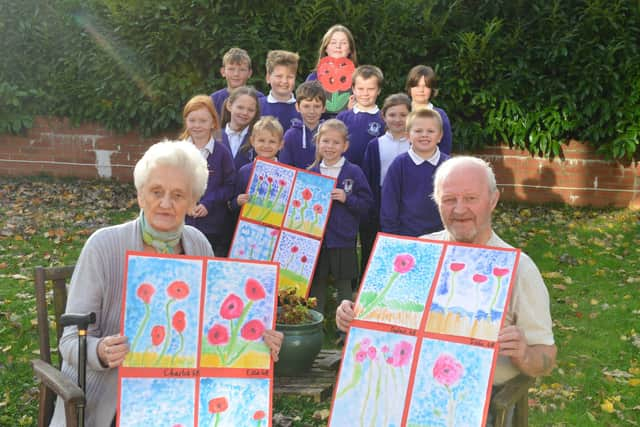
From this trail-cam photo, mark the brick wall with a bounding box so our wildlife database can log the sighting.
[1,116,639,208]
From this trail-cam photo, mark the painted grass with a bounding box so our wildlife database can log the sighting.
[0,177,638,426]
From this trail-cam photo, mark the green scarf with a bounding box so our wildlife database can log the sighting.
[139,210,183,254]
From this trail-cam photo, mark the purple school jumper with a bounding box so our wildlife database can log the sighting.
[220,129,254,171]
[229,161,254,211]
[185,142,236,235]
[210,87,264,119]
[336,108,385,167]
[310,160,373,248]
[258,96,302,133]
[380,151,449,237]
[435,106,453,155]
[280,121,317,169]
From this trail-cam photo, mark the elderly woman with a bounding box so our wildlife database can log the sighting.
[50,141,283,427]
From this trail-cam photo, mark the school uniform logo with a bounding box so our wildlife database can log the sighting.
[367,122,382,136]
[342,179,354,194]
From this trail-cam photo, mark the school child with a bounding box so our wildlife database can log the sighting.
[210,47,263,118]
[279,81,326,169]
[336,65,385,167]
[405,65,453,155]
[308,119,373,314]
[360,93,412,272]
[231,116,285,211]
[380,108,449,237]
[181,95,235,256]
[306,24,358,117]
[259,50,302,132]
[219,86,261,171]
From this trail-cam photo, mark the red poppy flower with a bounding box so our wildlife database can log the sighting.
[317,57,355,92]
[245,278,266,301]
[253,410,266,420]
[220,294,244,320]
[301,188,313,201]
[241,319,265,341]
[207,324,229,345]
[167,280,190,300]
[292,199,301,208]
[208,397,229,413]
[151,325,165,346]
[300,255,308,263]
[313,204,323,214]
[493,267,510,277]
[472,274,488,284]
[172,310,186,333]
[450,262,465,272]
[291,245,299,253]
[259,175,264,181]
[278,179,287,187]
[136,283,155,304]
[267,176,273,183]
[393,254,415,274]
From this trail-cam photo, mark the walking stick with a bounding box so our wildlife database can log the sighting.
[60,312,96,427]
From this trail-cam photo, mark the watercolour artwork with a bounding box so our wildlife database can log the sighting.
[240,160,296,228]
[406,339,494,427]
[118,252,277,427]
[122,255,203,368]
[355,235,443,330]
[271,230,321,296]
[328,233,520,427]
[201,260,277,369]
[199,377,269,427]
[228,220,280,262]
[282,170,334,238]
[330,327,416,427]
[425,244,518,341]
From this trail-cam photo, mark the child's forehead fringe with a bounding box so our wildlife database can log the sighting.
[224,58,251,67]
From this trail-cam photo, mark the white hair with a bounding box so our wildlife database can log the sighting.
[433,156,497,205]
[133,140,208,200]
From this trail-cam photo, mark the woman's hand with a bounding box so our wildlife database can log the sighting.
[336,300,356,332]
[263,329,284,362]
[98,335,129,368]
[237,194,249,206]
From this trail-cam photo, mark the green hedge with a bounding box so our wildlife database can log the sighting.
[1,0,639,159]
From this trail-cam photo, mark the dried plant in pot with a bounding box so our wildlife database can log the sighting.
[275,289,324,376]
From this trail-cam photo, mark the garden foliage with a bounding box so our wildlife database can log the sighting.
[1,0,639,159]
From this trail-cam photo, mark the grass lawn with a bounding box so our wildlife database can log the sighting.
[0,176,638,426]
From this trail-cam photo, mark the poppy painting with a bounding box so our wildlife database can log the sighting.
[229,220,280,261]
[198,377,270,427]
[201,259,278,369]
[271,230,321,297]
[424,244,519,341]
[119,378,195,426]
[122,254,203,368]
[317,56,355,113]
[282,169,335,238]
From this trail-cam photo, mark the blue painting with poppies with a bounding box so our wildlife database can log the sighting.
[272,230,321,297]
[406,338,494,427]
[122,254,204,368]
[241,160,296,228]
[356,235,444,330]
[283,170,335,238]
[425,244,518,341]
[198,377,269,427]
[119,377,195,427]
[330,327,416,427]
[200,259,277,369]
[229,220,280,261]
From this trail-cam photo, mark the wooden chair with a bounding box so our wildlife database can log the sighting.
[32,265,84,427]
[491,373,535,427]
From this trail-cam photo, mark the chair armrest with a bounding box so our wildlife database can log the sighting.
[32,359,84,405]
[491,374,534,411]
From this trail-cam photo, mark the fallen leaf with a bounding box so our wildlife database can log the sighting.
[601,399,615,413]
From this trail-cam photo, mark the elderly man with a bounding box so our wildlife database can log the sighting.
[337,156,556,424]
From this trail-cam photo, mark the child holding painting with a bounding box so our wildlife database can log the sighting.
[308,119,373,315]
[181,95,236,257]
[380,108,449,237]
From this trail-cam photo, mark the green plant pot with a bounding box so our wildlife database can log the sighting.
[274,309,324,376]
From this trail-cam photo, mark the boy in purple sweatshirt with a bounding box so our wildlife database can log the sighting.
[210,47,263,118]
[279,81,327,169]
[380,108,449,237]
[336,65,385,167]
[308,119,373,314]
[259,50,302,133]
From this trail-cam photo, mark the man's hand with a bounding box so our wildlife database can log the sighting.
[498,325,556,377]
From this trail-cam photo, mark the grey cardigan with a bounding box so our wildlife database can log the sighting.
[50,218,213,426]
